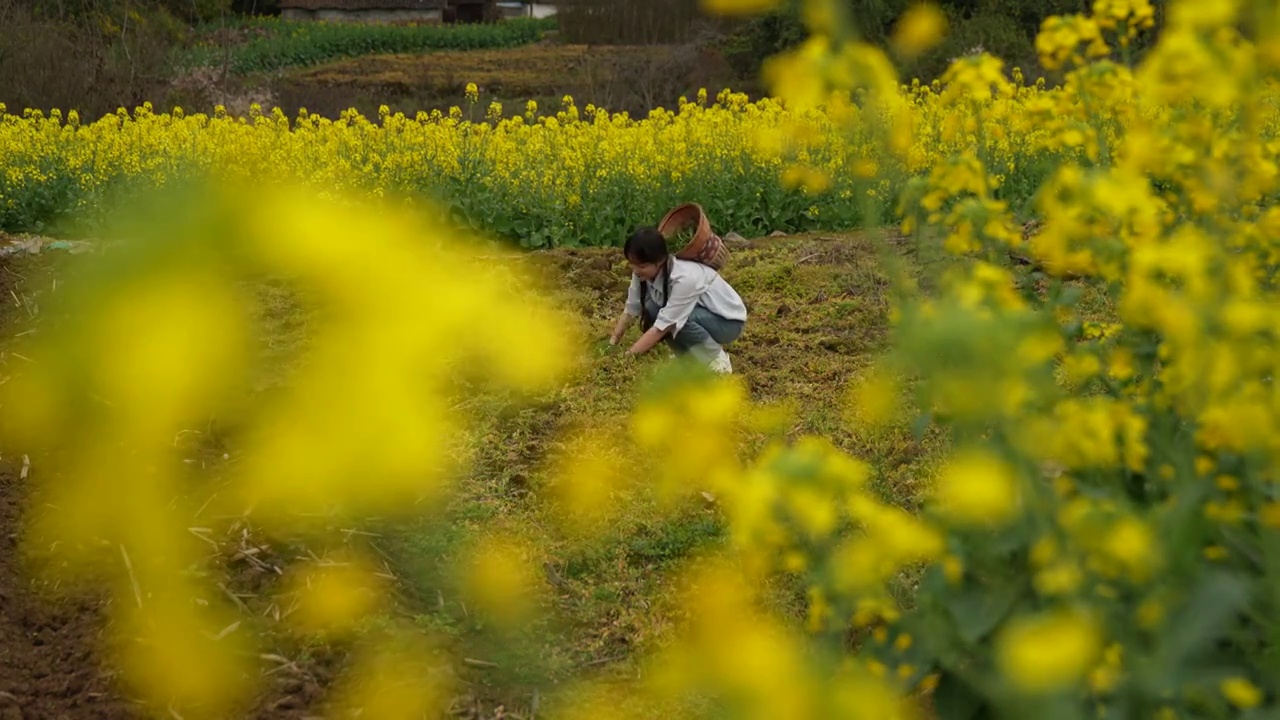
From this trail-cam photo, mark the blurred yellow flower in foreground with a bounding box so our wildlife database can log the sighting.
[846,365,902,429]
[546,431,629,536]
[933,448,1022,526]
[1099,515,1160,583]
[0,178,578,717]
[282,553,389,639]
[997,610,1102,693]
[1221,677,1263,709]
[113,583,255,720]
[632,374,747,501]
[699,0,780,16]
[328,633,452,720]
[893,3,948,58]
[458,533,543,629]
[647,558,819,719]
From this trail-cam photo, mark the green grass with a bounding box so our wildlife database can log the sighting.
[181,16,557,75]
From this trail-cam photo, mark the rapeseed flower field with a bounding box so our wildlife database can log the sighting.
[5,0,1280,719]
[2,70,1199,246]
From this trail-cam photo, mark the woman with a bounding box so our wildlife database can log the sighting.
[608,227,747,374]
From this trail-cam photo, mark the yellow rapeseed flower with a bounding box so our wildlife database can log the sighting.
[1087,643,1124,694]
[1259,502,1280,529]
[458,533,543,630]
[1221,677,1263,709]
[846,365,902,429]
[283,554,388,638]
[997,609,1102,693]
[1100,515,1160,582]
[699,0,780,16]
[933,448,1022,527]
[545,432,628,536]
[892,3,948,58]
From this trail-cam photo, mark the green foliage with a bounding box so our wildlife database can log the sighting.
[182,16,557,74]
[910,10,1036,82]
[31,0,232,25]
[719,1,807,78]
[556,0,705,45]
[230,0,278,14]
[721,0,1129,83]
[176,0,232,23]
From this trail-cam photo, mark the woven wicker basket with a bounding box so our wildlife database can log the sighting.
[657,202,729,271]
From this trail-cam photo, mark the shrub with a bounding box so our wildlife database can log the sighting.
[720,0,1146,83]
[718,2,807,79]
[555,0,714,45]
[0,0,186,120]
[909,10,1037,81]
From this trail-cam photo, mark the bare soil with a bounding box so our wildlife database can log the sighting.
[0,466,340,719]
[0,252,336,720]
[0,253,132,719]
[272,43,753,119]
[0,466,138,720]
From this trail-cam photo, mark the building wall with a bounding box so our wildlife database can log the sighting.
[281,7,444,21]
[494,1,557,18]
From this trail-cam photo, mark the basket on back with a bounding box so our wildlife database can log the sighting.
[657,202,729,271]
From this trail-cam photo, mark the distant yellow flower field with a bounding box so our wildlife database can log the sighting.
[12,66,1271,247]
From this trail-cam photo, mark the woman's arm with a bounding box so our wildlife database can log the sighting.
[610,313,635,344]
[627,264,707,355]
[628,325,669,355]
[611,274,642,345]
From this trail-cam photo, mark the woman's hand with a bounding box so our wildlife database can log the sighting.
[628,325,668,356]
[610,313,635,346]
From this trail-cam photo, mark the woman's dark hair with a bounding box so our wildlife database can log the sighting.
[623,227,669,264]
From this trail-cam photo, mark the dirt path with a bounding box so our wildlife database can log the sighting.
[0,251,333,720]
[0,248,139,719]
[0,467,140,720]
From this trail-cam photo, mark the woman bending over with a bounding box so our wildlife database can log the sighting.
[608,227,747,374]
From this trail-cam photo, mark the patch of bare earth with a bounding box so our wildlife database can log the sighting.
[273,43,747,118]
